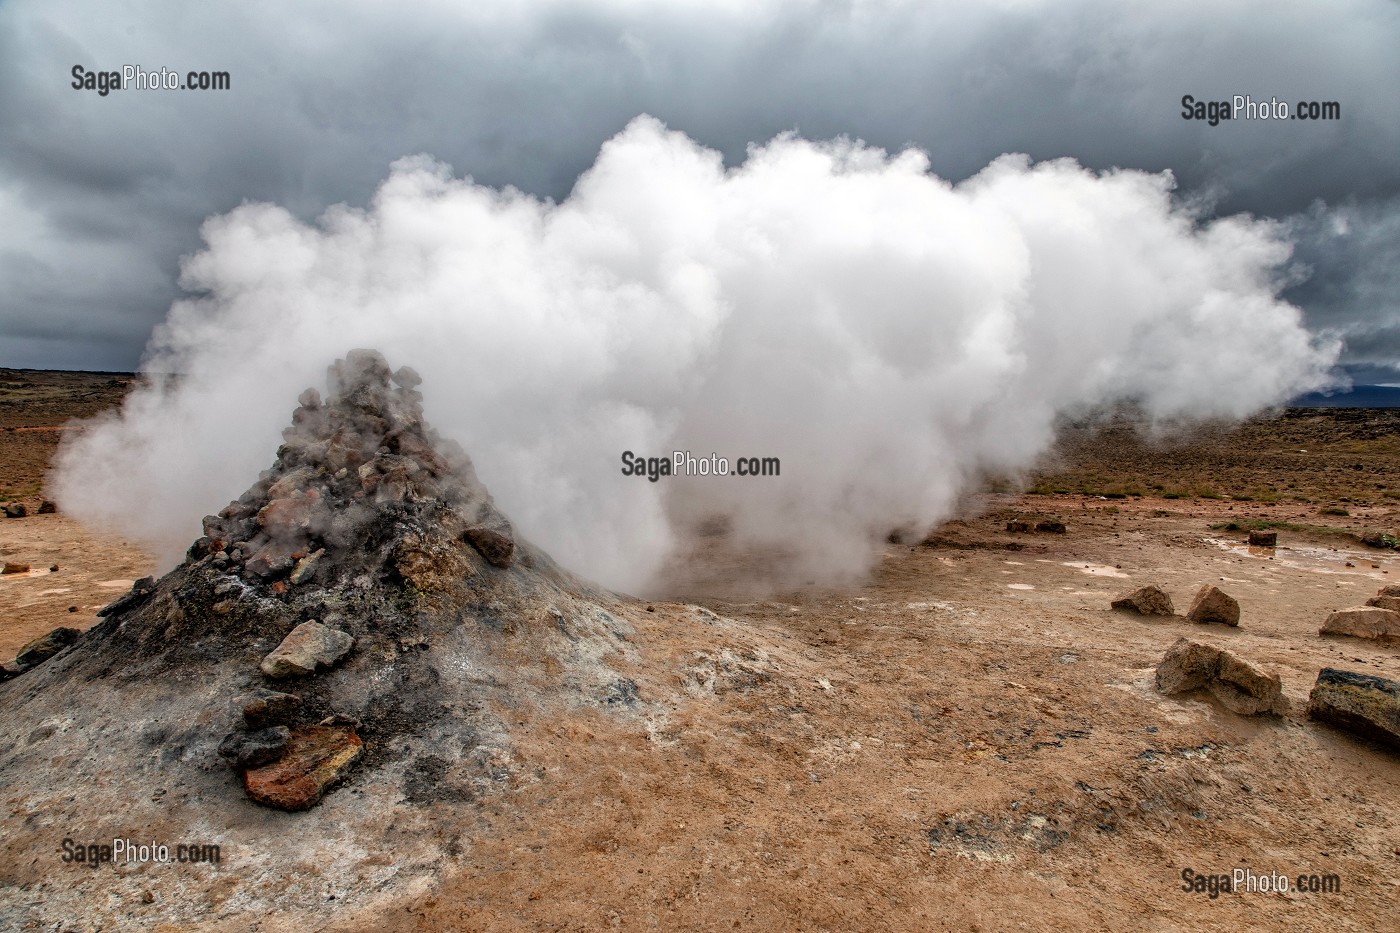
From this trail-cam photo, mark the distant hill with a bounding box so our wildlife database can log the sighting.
[1289,385,1400,408]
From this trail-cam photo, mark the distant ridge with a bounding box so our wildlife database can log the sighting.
[1289,385,1400,408]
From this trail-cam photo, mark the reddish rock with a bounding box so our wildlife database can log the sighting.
[1,562,29,575]
[464,524,514,569]
[1186,584,1240,626]
[242,725,363,810]
[256,496,316,538]
[1320,606,1400,642]
[1110,584,1174,616]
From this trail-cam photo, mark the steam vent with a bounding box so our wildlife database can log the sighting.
[0,351,651,917]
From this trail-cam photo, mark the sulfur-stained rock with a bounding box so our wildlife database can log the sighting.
[1154,638,1286,716]
[1111,584,1174,616]
[1308,668,1400,750]
[1186,584,1240,626]
[243,725,364,810]
[260,621,354,678]
[1320,606,1400,642]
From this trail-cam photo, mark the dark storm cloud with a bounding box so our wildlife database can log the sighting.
[1,0,1397,372]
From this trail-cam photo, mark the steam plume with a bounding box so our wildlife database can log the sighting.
[53,116,1336,591]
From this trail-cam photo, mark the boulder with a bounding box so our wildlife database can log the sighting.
[1308,668,1400,750]
[1367,596,1400,612]
[218,726,291,770]
[13,627,81,671]
[1247,530,1277,547]
[1186,584,1240,626]
[1319,606,1400,642]
[36,500,57,514]
[241,688,303,728]
[1110,584,1174,616]
[243,725,364,810]
[1154,638,1286,715]
[260,621,354,678]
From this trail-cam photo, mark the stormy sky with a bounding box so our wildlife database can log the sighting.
[2,0,1398,381]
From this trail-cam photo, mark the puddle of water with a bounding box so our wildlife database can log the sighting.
[1209,537,1396,578]
[1007,583,1035,591]
[1062,562,1128,578]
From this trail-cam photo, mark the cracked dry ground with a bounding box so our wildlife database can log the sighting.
[369,497,1400,933]
[4,495,1400,931]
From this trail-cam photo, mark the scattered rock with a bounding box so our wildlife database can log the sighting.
[1035,520,1066,534]
[241,688,303,728]
[2,562,30,575]
[1368,596,1400,612]
[243,725,364,810]
[1154,638,1287,715]
[218,726,291,770]
[96,576,156,617]
[36,499,57,514]
[259,621,354,678]
[1186,584,1239,626]
[1320,606,1400,643]
[1247,530,1277,547]
[13,627,82,671]
[2,503,27,518]
[1308,668,1400,750]
[1110,584,1174,616]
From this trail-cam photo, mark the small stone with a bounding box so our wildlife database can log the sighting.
[1186,584,1240,626]
[2,562,29,575]
[260,621,354,678]
[1308,668,1400,750]
[1367,596,1400,612]
[241,688,303,728]
[96,576,157,617]
[37,499,57,514]
[243,725,364,810]
[1247,530,1277,547]
[13,627,81,671]
[289,549,325,585]
[1035,520,1066,534]
[218,726,291,770]
[1320,606,1400,642]
[1110,584,1174,616]
[1154,638,1286,716]
[49,565,58,573]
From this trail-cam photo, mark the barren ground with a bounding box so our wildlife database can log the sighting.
[2,373,1398,931]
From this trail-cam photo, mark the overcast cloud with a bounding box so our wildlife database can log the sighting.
[1,0,1398,378]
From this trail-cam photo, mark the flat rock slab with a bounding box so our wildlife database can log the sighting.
[260,621,354,678]
[13,627,81,671]
[1111,584,1174,616]
[1320,606,1400,642]
[243,725,364,810]
[1186,584,1240,626]
[1155,638,1286,716]
[1308,668,1400,750]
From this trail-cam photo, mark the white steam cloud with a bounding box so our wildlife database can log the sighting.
[54,116,1335,592]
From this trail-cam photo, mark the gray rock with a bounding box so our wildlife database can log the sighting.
[218,726,291,770]
[260,621,354,678]
[241,688,303,728]
[1110,584,1174,616]
[1154,638,1286,716]
[1308,668,1400,750]
[1186,584,1240,626]
[1380,584,1400,598]
[2,502,27,518]
[1319,606,1400,642]
[13,627,81,671]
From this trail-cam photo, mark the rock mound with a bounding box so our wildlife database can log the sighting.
[1154,638,1286,716]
